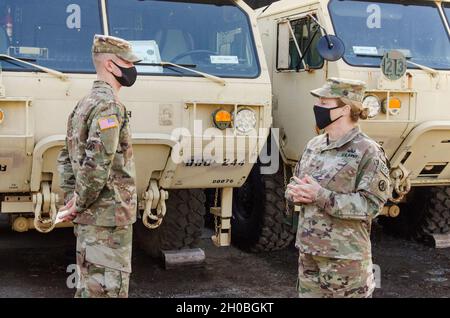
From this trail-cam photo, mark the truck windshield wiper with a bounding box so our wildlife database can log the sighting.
[355,52,439,76]
[404,60,439,77]
[0,54,68,81]
[139,62,197,68]
[257,2,273,17]
[140,61,226,86]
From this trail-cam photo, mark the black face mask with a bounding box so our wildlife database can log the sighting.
[111,61,137,87]
[313,105,344,130]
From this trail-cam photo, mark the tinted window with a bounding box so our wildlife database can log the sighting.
[279,16,323,71]
[329,0,450,70]
[107,0,260,78]
[0,0,101,73]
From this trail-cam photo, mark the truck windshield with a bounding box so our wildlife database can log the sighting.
[329,0,450,70]
[107,0,260,78]
[0,0,101,73]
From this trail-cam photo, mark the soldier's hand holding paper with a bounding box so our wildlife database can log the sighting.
[55,194,78,223]
[55,209,72,224]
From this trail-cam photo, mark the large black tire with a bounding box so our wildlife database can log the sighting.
[135,189,206,257]
[420,187,450,235]
[379,186,450,240]
[231,163,296,252]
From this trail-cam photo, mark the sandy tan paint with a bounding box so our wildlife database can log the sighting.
[0,0,272,237]
[257,0,450,190]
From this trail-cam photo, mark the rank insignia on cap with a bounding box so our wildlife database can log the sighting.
[98,115,119,130]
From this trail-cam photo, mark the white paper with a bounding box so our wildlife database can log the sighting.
[130,40,163,73]
[353,46,379,56]
[54,209,71,224]
[210,55,239,64]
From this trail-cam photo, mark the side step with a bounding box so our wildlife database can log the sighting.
[162,248,205,270]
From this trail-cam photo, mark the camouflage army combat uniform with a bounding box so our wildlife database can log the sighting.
[286,79,391,298]
[57,35,139,298]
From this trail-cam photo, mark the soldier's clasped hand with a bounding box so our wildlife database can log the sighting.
[287,175,322,204]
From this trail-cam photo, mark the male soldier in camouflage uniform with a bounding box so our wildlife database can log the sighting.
[285,78,391,298]
[57,34,140,298]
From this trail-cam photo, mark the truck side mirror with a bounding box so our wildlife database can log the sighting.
[277,21,290,69]
[316,34,345,61]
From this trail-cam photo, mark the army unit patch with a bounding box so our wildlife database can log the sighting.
[98,115,119,130]
[379,159,390,178]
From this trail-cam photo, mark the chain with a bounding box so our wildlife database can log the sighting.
[213,188,220,236]
[283,162,291,217]
[214,188,219,207]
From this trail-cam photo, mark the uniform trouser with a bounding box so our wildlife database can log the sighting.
[74,223,133,298]
[297,252,375,298]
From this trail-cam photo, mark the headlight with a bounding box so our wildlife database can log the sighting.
[234,108,256,135]
[362,95,381,118]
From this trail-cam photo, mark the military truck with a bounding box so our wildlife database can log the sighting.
[231,0,450,251]
[0,0,273,256]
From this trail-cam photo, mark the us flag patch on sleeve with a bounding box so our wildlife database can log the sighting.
[98,115,119,130]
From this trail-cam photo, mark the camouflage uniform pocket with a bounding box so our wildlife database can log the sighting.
[104,268,130,298]
[298,253,323,298]
[79,225,133,273]
[324,161,358,193]
[104,267,122,295]
[85,242,132,273]
[315,256,374,298]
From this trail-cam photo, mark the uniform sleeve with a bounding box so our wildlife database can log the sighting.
[57,140,76,202]
[285,145,307,203]
[315,147,391,221]
[285,161,299,203]
[74,105,122,214]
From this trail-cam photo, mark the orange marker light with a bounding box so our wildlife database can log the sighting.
[213,109,232,129]
[382,97,402,116]
[0,109,4,124]
[389,97,401,109]
[215,110,231,122]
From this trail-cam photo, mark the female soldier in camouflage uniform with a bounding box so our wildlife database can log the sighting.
[285,78,391,298]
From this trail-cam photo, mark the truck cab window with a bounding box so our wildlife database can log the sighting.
[329,0,450,70]
[0,0,101,73]
[278,16,323,71]
[107,0,260,79]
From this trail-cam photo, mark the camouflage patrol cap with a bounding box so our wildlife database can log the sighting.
[310,77,366,103]
[92,34,141,63]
